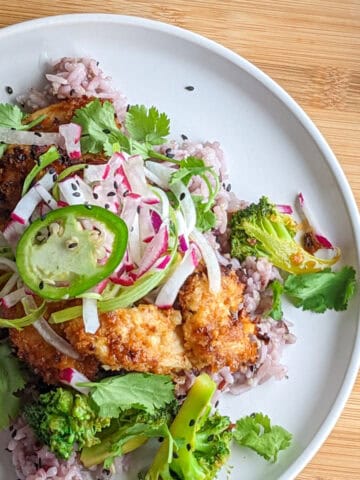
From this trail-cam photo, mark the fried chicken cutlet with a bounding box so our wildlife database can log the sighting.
[179,267,258,373]
[62,305,191,376]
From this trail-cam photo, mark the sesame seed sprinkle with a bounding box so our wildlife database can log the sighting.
[72,192,81,197]
[185,85,195,91]
[5,86,13,94]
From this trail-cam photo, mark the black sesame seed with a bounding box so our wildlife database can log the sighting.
[34,132,42,137]
[93,193,99,199]
[67,242,78,249]
[48,167,55,174]
[173,452,179,459]
[107,191,116,197]
[158,437,164,443]
[189,419,195,426]
[130,226,134,232]
[71,183,77,191]
[10,127,15,131]
[179,192,186,201]
[165,148,172,154]
[76,180,80,186]
[114,181,118,190]
[166,152,175,159]
[181,134,188,141]
[72,192,81,197]
[104,203,110,209]
[52,174,58,182]
[103,128,111,134]
[5,447,10,452]
[69,88,75,96]
[39,281,44,290]
[185,85,195,91]
[5,86,13,94]
[126,104,130,112]
[186,443,191,451]
[226,183,232,192]
[123,190,129,197]
[137,205,141,214]
[215,400,219,408]
[207,435,214,442]
[11,429,17,438]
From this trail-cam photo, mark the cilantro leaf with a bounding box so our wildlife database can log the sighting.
[169,156,212,187]
[0,103,45,131]
[284,266,357,313]
[126,105,170,145]
[233,413,292,463]
[72,99,120,154]
[192,195,217,232]
[268,280,284,320]
[81,373,175,418]
[0,342,27,429]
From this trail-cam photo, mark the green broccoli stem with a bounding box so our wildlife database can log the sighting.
[146,373,216,480]
[80,428,147,468]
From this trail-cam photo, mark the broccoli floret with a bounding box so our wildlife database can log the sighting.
[81,401,178,468]
[145,373,232,480]
[230,196,340,274]
[24,388,110,459]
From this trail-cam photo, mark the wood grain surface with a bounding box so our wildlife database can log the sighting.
[0,1,359,478]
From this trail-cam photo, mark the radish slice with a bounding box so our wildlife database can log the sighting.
[175,210,189,252]
[154,254,172,270]
[128,213,142,267]
[11,187,42,225]
[276,204,293,214]
[139,206,155,246]
[155,245,199,308]
[59,123,82,160]
[84,164,108,184]
[0,127,62,146]
[172,182,196,233]
[190,228,221,293]
[59,175,93,205]
[0,258,18,273]
[2,221,24,251]
[34,185,58,210]
[82,297,100,334]
[59,368,90,394]
[297,192,334,249]
[137,224,169,277]
[123,155,154,197]
[1,287,25,308]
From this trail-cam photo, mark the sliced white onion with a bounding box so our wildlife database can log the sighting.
[22,296,80,360]
[59,368,90,394]
[0,127,62,146]
[1,287,25,308]
[190,228,221,293]
[144,167,168,190]
[137,224,169,277]
[0,257,18,273]
[151,187,169,221]
[145,161,173,186]
[139,206,155,245]
[155,245,199,308]
[172,182,196,233]
[82,297,100,334]
[0,272,19,297]
[123,155,154,197]
[59,123,82,160]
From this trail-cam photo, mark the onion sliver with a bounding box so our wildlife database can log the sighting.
[82,297,100,334]
[0,127,62,146]
[0,272,19,297]
[22,296,80,360]
[190,228,221,293]
[155,245,199,308]
[1,287,26,308]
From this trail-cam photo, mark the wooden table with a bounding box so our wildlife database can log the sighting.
[1,1,359,478]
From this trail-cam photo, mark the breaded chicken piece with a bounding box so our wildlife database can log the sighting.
[62,305,191,375]
[179,268,258,373]
[9,325,99,385]
[0,97,107,228]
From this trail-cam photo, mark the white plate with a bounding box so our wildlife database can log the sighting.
[0,14,359,480]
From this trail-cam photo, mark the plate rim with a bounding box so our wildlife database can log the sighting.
[1,12,360,480]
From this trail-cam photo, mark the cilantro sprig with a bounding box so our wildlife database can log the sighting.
[80,372,175,418]
[233,413,292,463]
[72,100,170,158]
[0,103,46,158]
[0,342,27,429]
